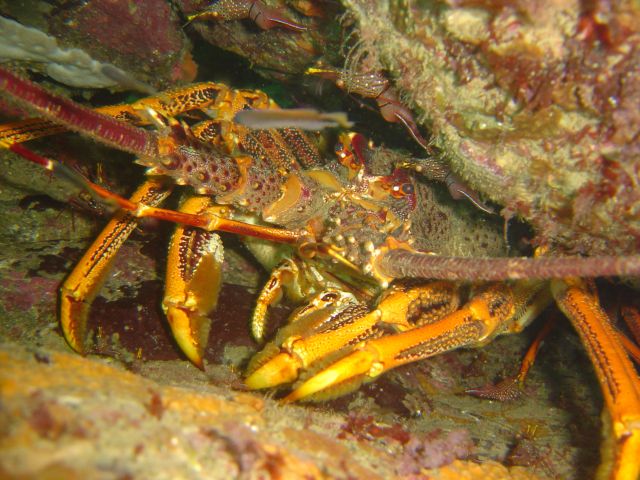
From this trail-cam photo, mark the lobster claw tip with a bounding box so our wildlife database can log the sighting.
[245,352,301,390]
[165,307,210,371]
[173,330,206,370]
[284,349,377,402]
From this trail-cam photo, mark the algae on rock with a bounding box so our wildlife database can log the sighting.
[339,0,640,256]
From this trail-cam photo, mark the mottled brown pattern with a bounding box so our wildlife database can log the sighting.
[395,320,484,363]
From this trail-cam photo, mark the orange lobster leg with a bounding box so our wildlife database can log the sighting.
[249,257,338,343]
[466,315,556,401]
[60,178,172,353]
[620,305,640,346]
[0,82,277,150]
[284,281,550,402]
[0,82,255,145]
[246,281,462,392]
[250,259,301,343]
[551,278,640,480]
[0,117,67,145]
[162,197,226,369]
[246,288,365,389]
[616,331,640,365]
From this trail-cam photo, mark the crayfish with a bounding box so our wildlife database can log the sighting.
[1,59,639,479]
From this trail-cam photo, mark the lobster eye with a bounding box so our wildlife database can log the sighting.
[334,142,344,153]
[321,292,339,302]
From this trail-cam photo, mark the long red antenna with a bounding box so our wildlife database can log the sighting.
[0,67,158,158]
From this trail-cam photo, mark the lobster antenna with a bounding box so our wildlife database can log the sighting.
[377,248,640,281]
[0,67,158,158]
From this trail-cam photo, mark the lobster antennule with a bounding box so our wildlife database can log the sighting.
[0,67,158,158]
[377,248,640,281]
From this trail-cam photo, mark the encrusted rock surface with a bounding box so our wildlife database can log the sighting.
[0,0,194,88]
[0,339,575,479]
[338,0,640,256]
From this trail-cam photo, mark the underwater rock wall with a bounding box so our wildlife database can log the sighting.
[0,0,195,88]
[340,0,640,256]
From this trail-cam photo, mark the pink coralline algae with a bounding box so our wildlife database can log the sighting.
[397,428,475,475]
[47,0,194,85]
[74,1,180,53]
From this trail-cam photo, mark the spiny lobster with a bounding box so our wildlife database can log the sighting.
[1,61,640,479]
